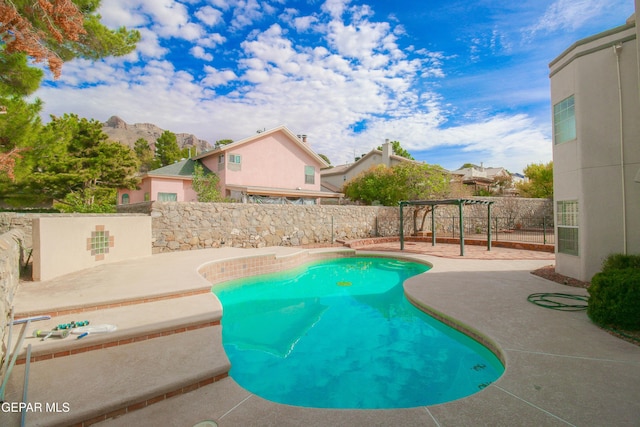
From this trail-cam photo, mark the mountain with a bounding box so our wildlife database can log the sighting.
[102,116,211,153]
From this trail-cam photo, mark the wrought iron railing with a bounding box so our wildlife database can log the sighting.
[431,216,554,245]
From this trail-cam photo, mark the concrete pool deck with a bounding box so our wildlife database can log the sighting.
[2,244,640,426]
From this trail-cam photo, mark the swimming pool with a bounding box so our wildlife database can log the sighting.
[212,256,504,409]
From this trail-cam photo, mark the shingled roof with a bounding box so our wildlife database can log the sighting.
[146,159,212,178]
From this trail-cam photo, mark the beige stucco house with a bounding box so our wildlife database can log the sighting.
[450,165,513,194]
[321,140,422,192]
[549,5,640,281]
[118,126,342,205]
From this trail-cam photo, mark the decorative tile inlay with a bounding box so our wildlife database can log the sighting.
[87,225,115,261]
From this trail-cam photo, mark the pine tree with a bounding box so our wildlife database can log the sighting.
[0,0,140,78]
[23,114,140,211]
[153,131,181,168]
[134,138,154,172]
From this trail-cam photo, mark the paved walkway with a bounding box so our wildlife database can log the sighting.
[8,244,640,426]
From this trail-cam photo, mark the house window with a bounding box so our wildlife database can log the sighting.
[158,192,178,202]
[553,95,576,144]
[121,193,130,205]
[557,200,578,255]
[218,154,225,164]
[305,166,315,184]
[227,153,241,171]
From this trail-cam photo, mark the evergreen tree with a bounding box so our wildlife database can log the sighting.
[1,1,139,187]
[0,0,140,78]
[153,130,181,168]
[0,52,44,202]
[134,138,154,172]
[0,51,44,96]
[23,114,139,211]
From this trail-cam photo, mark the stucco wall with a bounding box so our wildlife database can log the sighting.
[199,130,325,198]
[32,215,152,281]
[551,19,640,281]
[0,229,25,376]
[321,148,406,191]
[118,176,197,205]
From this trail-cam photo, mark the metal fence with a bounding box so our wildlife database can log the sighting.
[433,216,555,245]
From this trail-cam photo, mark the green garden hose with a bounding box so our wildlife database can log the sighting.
[527,293,588,311]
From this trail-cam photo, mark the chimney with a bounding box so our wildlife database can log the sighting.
[302,134,308,143]
[382,139,391,166]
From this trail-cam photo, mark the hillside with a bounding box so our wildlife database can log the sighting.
[102,116,211,153]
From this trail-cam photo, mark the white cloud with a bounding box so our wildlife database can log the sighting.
[524,0,608,38]
[293,15,319,32]
[327,20,391,63]
[197,35,226,51]
[195,5,224,26]
[202,66,238,86]
[36,0,562,175]
[208,0,231,10]
[190,46,214,61]
[322,0,351,20]
[230,0,267,30]
[136,28,170,58]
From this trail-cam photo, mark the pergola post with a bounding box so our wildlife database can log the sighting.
[399,202,405,250]
[487,203,492,251]
[431,206,436,246]
[459,201,464,256]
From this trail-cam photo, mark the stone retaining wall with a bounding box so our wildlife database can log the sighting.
[0,213,36,249]
[0,197,552,255]
[149,202,400,253]
[0,229,25,376]
[146,198,550,253]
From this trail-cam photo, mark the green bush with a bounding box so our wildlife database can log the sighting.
[588,267,640,330]
[601,253,640,272]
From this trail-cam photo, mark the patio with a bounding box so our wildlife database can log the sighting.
[1,244,638,426]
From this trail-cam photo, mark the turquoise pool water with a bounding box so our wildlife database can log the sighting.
[212,257,504,409]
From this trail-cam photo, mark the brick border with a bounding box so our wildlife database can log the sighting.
[16,321,220,365]
[78,372,229,426]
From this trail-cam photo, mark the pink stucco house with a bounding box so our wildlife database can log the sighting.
[117,126,342,205]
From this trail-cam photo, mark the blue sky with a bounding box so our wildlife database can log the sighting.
[35,0,635,173]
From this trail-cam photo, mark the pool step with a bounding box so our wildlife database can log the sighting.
[0,325,230,427]
[0,293,229,426]
[8,293,222,365]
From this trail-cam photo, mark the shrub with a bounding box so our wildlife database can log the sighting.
[601,253,640,272]
[588,267,640,330]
